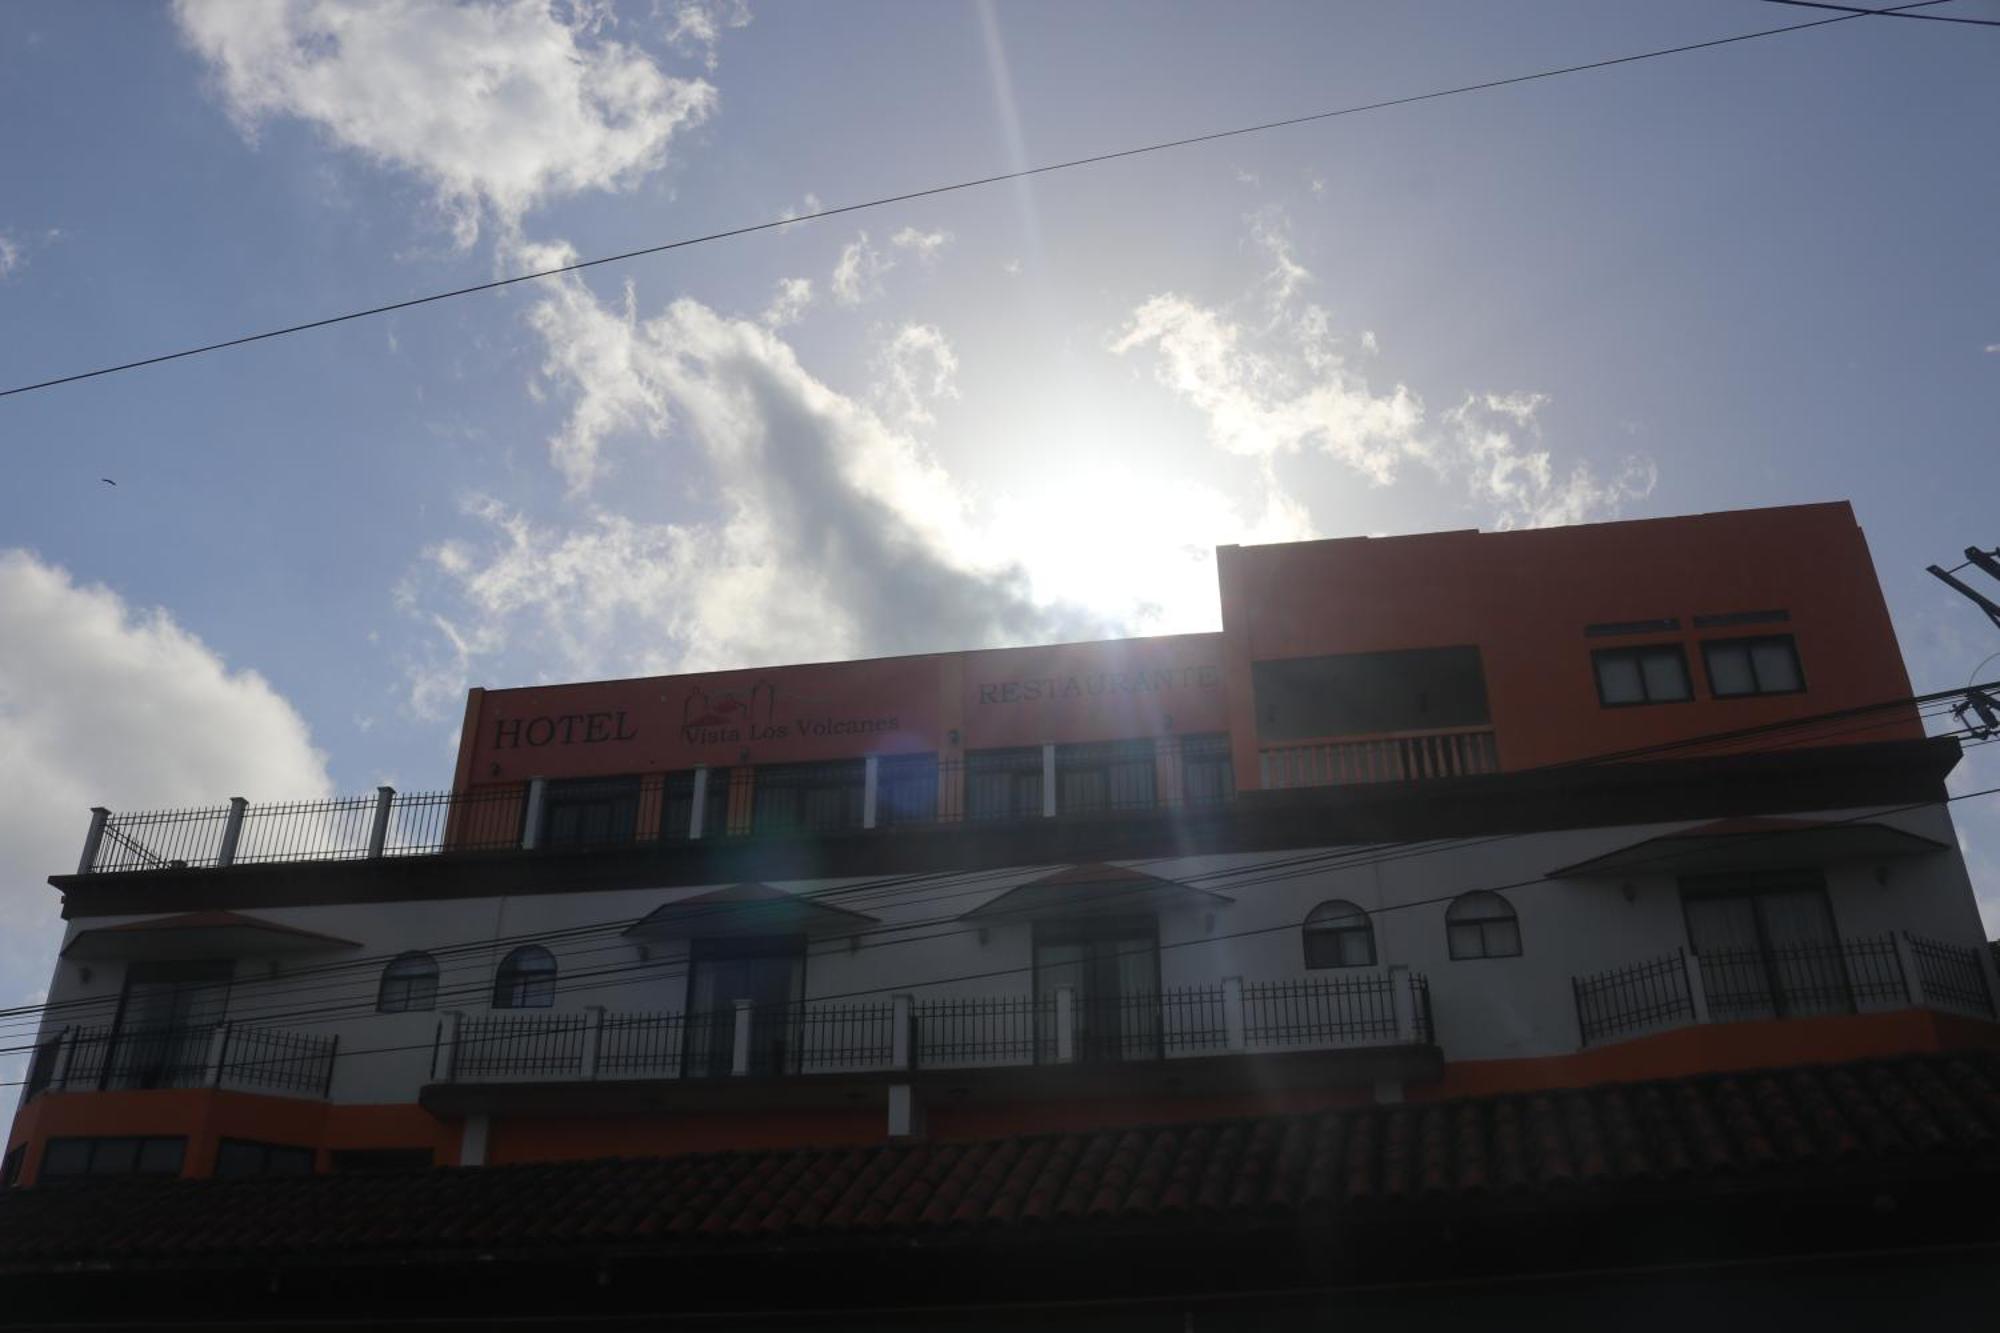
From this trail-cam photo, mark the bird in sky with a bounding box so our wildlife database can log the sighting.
[100,478,115,486]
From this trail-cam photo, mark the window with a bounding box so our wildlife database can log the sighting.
[540,776,640,847]
[1054,739,1157,814]
[660,769,727,841]
[377,951,439,1013]
[877,753,939,827]
[214,1140,315,1179]
[1446,891,1521,960]
[1253,647,1489,741]
[38,1136,185,1182]
[1702,635,1804,698]
[1682,871,1846,1020]
[752,761,866,834]
[492,945,557,1009]
[1181,733,1235,807]
[1592,645,1692,706]
[331,1148,435,1175]
[1302,900,1376,968]
[965,747,1043,821]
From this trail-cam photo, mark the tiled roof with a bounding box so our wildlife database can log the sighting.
[5,1049,2000,1271]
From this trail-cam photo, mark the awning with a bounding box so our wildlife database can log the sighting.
[61,910,363,962]
[959,862,1234,922]
[1548,816,1949,880]
[623,883,882,940]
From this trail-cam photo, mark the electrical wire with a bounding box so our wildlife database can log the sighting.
[1753,0,2000,26]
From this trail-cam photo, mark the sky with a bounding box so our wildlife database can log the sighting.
[2,0,1998,1089]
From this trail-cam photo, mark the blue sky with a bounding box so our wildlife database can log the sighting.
[2,0,1998,1043]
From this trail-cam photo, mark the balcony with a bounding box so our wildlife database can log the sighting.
[1571,933,1996,1047]
[23,1022,338,1102]
[1258,726,1498,790]
[432,971,1434,1089]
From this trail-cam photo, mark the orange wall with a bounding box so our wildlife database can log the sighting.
[1216,502,1918,783]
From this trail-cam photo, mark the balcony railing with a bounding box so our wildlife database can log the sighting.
[435,971,1434,1085]
[22,1022,338,1101]
[1573,933,1995,1046]
[1258,727,1498,790]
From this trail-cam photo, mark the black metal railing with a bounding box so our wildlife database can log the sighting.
[597,1011,686,1078]
[911,995,1047,1068]
[457,1012,589,1079]
[22,1034,60,1101]
[219,1025,339,1097]
[1243,973,1408,1047]
[1906,933,1996,1018]
[232,795,380,865]
[1575,950,1697,1046]
[780,1001,898,1072]
[28,1023,336,1099]
[1698,933,1906,1023]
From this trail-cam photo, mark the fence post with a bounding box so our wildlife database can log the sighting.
[520,778,547,850]
[322,1035,339,1100]
[863,755,881,830]
[1054,986,1076,1063]
[731,999,754,1076]
[1683,947,1711,1025]
[216,797,248,867]
[1895,932,1926,1010]
[205,1023,232,1088]
[76,808,110,875]
[1975,938,2000,1019]
[1042,744,1057,818]
[50,1027,75,1091]
[367,786,395,858]
[891,994,913,1070]
[1388,964,1417,1044]
[436,1011,463,1082]
[689,767,708,840]
[581,1006,605,1080]
[1222,977,1246,1050]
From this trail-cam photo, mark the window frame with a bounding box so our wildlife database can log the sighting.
[213,1139,316,1180]
[1591,644,1694,708]
[1445,890,1522,961]
[37,1136,186,1183]
[377,951,440,1013]
[1302,899,1377,970]
[1700,634,1806,699]
[492,944,558,1009]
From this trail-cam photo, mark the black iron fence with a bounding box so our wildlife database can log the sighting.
[1698,933,1907,1022]
[597,1011,687,1079]
[1575,950,1696,1046]
[26,1023,336,1099]
[456,1012,589,1079]
[911,995,1048,1068]
[1243,972,1426,1047]
[1906,933,1996,1018]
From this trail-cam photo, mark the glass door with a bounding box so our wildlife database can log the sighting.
[684,938,804,1076]
[109,960,232,1089]
[1034,917,1162,1062]
[1684,874,1848,1021]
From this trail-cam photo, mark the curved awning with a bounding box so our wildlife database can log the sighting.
[623,883,881,940]
[61,910,362,961]
[1548,816,1949,880]
[959,862,1233,922]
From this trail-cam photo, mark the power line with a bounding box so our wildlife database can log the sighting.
[1753,1,2000,27]
[0,2,1935,403]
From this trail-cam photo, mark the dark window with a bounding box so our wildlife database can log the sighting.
[377,952,439,1013]
[1447,891,1521,960]
[1702,635,1805,698]
[331,1148,435,1174]
[752,761,866,834]
[39,1136,185,1182]
[684,937,805,1077]
[660,769,726,841]
[877,753,939,826]
[1253,647,1489,742]
[214,1140,315,1179]
[1584,617,1681,637]
[965,747,1043,821]
[108,959,233,1090]
[1034,916,1161,1063]
[1303,900,1376,968]
[1682,871,1848,1020]
[1693,609,1790,629]
[540,776,640,847]
[492,945,557,1009]
[1054,739,1157,814]
[1592,645,1692,706]
[2,1144,23,1189]
[1181,733,1235,806]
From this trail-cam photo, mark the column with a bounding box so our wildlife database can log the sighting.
[862,755,881,830]
[1222,977,1246,1051]
[367,786,395,858]
[520,778,547,850]
[216,797,248,867]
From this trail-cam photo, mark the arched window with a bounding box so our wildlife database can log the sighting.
[1446,891,1521,960]
[377,952,439,1013]
[492,945,557,1009]
[1302,900,1375,969]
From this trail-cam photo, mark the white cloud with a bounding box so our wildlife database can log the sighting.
[831,230,893,304]
[1444,393,1656,530]
[872,323,959,429]
[890,226,952,263]
[401,284,1107,708]
[759,276,813,329]
[1986,344,2000,355]
[662,0,750,71]
[173,0,717,246]
[0,552,332,1099]
[0,231,20,279]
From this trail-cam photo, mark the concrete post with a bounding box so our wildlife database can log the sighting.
[1221,977,1246,1050]
[887,1084,924,1138]
[1388,964,1416,1044]
[367,786,395,858]
[435,1011,463,1082]
[1042,743,1058,817]
[731,999,754,1076]
[460,1113,491,1167]
[205,1023,232,1088]
[862,755,880,830]
[891,994,913,1070]
[50,1027,76,1091]
[581,1006,605,1080]
[520,778,547,850]
[688,767,708,839]
[1894,932,1926,1010]
[1054,985,1076,1063]
[216,797,248,868]
[77,808,110,875]
[1683,948,1712,1025]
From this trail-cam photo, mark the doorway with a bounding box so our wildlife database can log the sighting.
[1033,916,1162,1062]
[684,937,804,1076]
[107,960,232,1089]
[1682,872,1851,1020]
